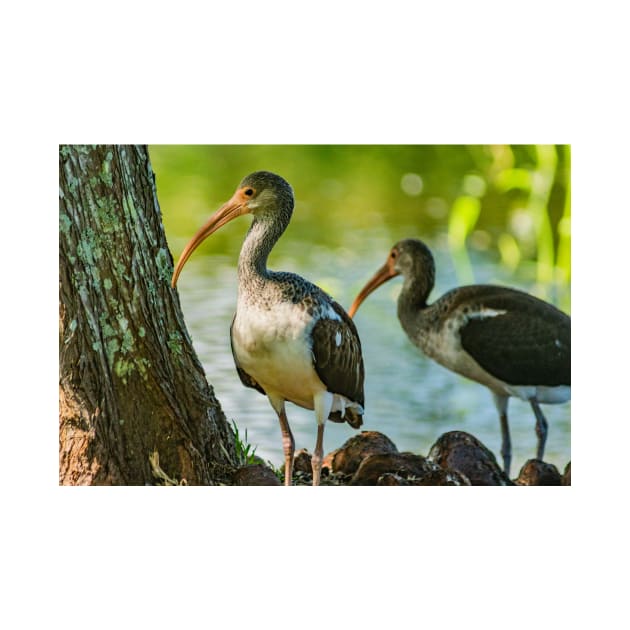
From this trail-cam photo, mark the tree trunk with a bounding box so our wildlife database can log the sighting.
[59,145,236,485]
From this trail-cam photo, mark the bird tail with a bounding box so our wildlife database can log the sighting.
[328,407,363,429]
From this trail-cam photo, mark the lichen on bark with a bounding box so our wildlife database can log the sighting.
[59,144,235,485]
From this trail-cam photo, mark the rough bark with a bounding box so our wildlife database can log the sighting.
[59,145,235,485]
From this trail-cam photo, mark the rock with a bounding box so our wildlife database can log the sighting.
[329,431,398,475]
[377,473,411,486]
[255,429,566,487]
[250,455,268,467]
[293,448,313,475]
[378,468,469,486]
[233,464,281,486]
[427,430,513,486]
[322,449,339,473]
[350,452,425,485]
[515,459,562,486]
[350,451,469,485]
[411,466,470,486]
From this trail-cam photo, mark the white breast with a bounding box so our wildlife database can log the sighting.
[232,301,330,410]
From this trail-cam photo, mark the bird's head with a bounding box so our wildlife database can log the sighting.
[238,171,294,218]
[171,171,294,287]
[348,238,435,317]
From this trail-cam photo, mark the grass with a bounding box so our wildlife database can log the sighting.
[228,420,259,467]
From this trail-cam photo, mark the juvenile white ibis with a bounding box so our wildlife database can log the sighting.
[348,238,570,476]
[171,171,365,486]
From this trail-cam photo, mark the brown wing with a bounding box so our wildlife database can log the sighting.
[311,300,365,428]
[229,316,266,395]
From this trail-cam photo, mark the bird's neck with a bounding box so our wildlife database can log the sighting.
[396,274,431,330]
[237,215,285,289]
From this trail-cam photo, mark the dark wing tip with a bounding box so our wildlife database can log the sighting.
[328,409,363,428]
[311,300,365,423]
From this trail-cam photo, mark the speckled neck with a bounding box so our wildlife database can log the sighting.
[237,214,288,296]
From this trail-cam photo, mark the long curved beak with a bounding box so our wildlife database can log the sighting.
[348,261,400,318]
[171,192,249,288]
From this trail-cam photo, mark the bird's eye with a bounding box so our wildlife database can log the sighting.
[244,188,254,197]
[390,250,397,259]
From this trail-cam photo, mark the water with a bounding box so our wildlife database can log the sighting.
[172,224,571,475]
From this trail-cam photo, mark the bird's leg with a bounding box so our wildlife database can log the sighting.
[312,423,325,487]
[499,412,512,477]
[276,406,295,486]
[312,391,333,487]
[530,398,549,461]
[493,393,511,476]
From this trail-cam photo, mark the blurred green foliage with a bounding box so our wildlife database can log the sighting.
[150,145,570,305]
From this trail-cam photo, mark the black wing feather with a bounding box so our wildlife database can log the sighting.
[458,290,570,387]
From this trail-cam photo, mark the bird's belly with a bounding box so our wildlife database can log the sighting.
[504,384,571,404]
[232,306,324,409]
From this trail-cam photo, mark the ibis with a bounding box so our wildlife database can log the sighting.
[348,238,570,476]
[171,171,365,486]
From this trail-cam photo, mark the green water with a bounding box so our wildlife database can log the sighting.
[151,145,571,475]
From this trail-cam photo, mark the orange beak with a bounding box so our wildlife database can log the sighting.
[171,188,251,288]
[347,255,400,318]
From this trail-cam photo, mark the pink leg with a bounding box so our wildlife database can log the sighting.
[277,407,295,486]
[312,423,325,486]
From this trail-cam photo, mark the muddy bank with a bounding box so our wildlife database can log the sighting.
[232,430,571,486]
